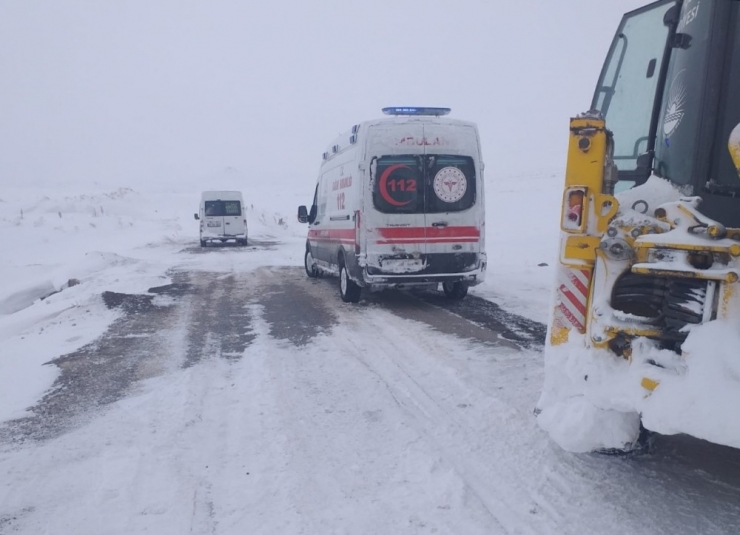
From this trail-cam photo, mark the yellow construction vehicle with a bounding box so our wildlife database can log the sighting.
[537,0,740,453]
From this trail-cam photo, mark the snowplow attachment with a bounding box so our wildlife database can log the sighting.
[538,116,740,453]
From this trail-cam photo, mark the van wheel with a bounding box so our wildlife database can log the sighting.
[305,249,318,278]
[339,263,361,303]
[237,238,247,246]
[442,281,468,300]
[200,240,207,247]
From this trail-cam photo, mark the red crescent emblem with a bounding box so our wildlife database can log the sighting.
[379,164,412,206]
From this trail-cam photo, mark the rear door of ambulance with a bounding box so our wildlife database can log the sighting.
[363,123,427,274]
[421,123,482,268]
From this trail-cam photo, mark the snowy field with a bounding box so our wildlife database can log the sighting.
[3,169,740,535]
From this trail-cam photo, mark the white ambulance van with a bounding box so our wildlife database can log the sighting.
[298,107,486,303]
[194,191,248,247]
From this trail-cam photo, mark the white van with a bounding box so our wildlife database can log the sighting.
[194,191,248,247]
[298,107,486,303]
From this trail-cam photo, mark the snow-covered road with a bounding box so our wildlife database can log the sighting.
[3,244,740,534]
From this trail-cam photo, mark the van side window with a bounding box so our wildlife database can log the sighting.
[317,175,329,220]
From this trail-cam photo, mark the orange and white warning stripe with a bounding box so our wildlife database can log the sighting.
[555,267,591,333]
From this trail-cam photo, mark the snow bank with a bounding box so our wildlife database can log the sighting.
[639,321,740,447]
[538,322,740,452]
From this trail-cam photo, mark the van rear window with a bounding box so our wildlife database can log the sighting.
[372,155,475,214]
[205,200,242,216]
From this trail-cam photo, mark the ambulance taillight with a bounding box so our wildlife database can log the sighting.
[355,210,361,255]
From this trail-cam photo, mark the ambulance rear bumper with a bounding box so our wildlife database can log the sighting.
[361,252,487,287]
[362,270,485,286]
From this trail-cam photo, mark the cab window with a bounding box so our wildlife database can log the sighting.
[592,1,676,177]
[708,4,740,188]
[653,0,713,186]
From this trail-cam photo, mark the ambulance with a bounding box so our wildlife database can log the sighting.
[194,191,248,247]
[297,107,486,303]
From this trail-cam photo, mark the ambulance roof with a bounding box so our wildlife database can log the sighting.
[323,113,479,161]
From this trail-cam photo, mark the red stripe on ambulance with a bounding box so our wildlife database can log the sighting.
[375,226,480,244]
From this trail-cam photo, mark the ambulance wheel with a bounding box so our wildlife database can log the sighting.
[304,248,318,278]
[339,263,361,303]
[442,281,468,300]
[200,239,207,247]
[237,238,248,246]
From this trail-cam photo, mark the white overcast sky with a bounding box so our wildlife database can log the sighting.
[0,1,649,191]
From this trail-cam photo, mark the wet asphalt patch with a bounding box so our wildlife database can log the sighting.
[0,278,191,444]
[408,290,547,350]
[256,267,338,346]
[182,273,255,368]
[0,272,257,445]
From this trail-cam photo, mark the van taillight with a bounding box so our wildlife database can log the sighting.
[355,210,361,254]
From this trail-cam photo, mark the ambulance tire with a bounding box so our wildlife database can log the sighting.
[305,248,318,278]
[200,239,207,248]
[442,281,468,300]
[339,261,361,303]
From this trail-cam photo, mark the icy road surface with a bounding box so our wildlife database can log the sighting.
[2,242,740,535]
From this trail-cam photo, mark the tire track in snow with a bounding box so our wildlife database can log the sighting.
[336,306,553,535]
[182,273,256,368]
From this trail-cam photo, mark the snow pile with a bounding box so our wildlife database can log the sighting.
[639,321,740,447]
[536,333,643,453]
[537,323,740,452]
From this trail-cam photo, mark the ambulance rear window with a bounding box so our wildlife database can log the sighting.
[372,155,476,214]
[372,156,424,214]
[204,200,242,216]
[426,155,476,213]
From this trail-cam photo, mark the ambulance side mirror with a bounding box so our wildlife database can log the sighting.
[297,205,308,224]
[194,213,200,220]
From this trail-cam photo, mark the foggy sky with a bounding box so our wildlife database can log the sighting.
[0,1,648,192]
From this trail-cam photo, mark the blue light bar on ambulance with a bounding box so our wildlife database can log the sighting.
[382,107,451,116]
